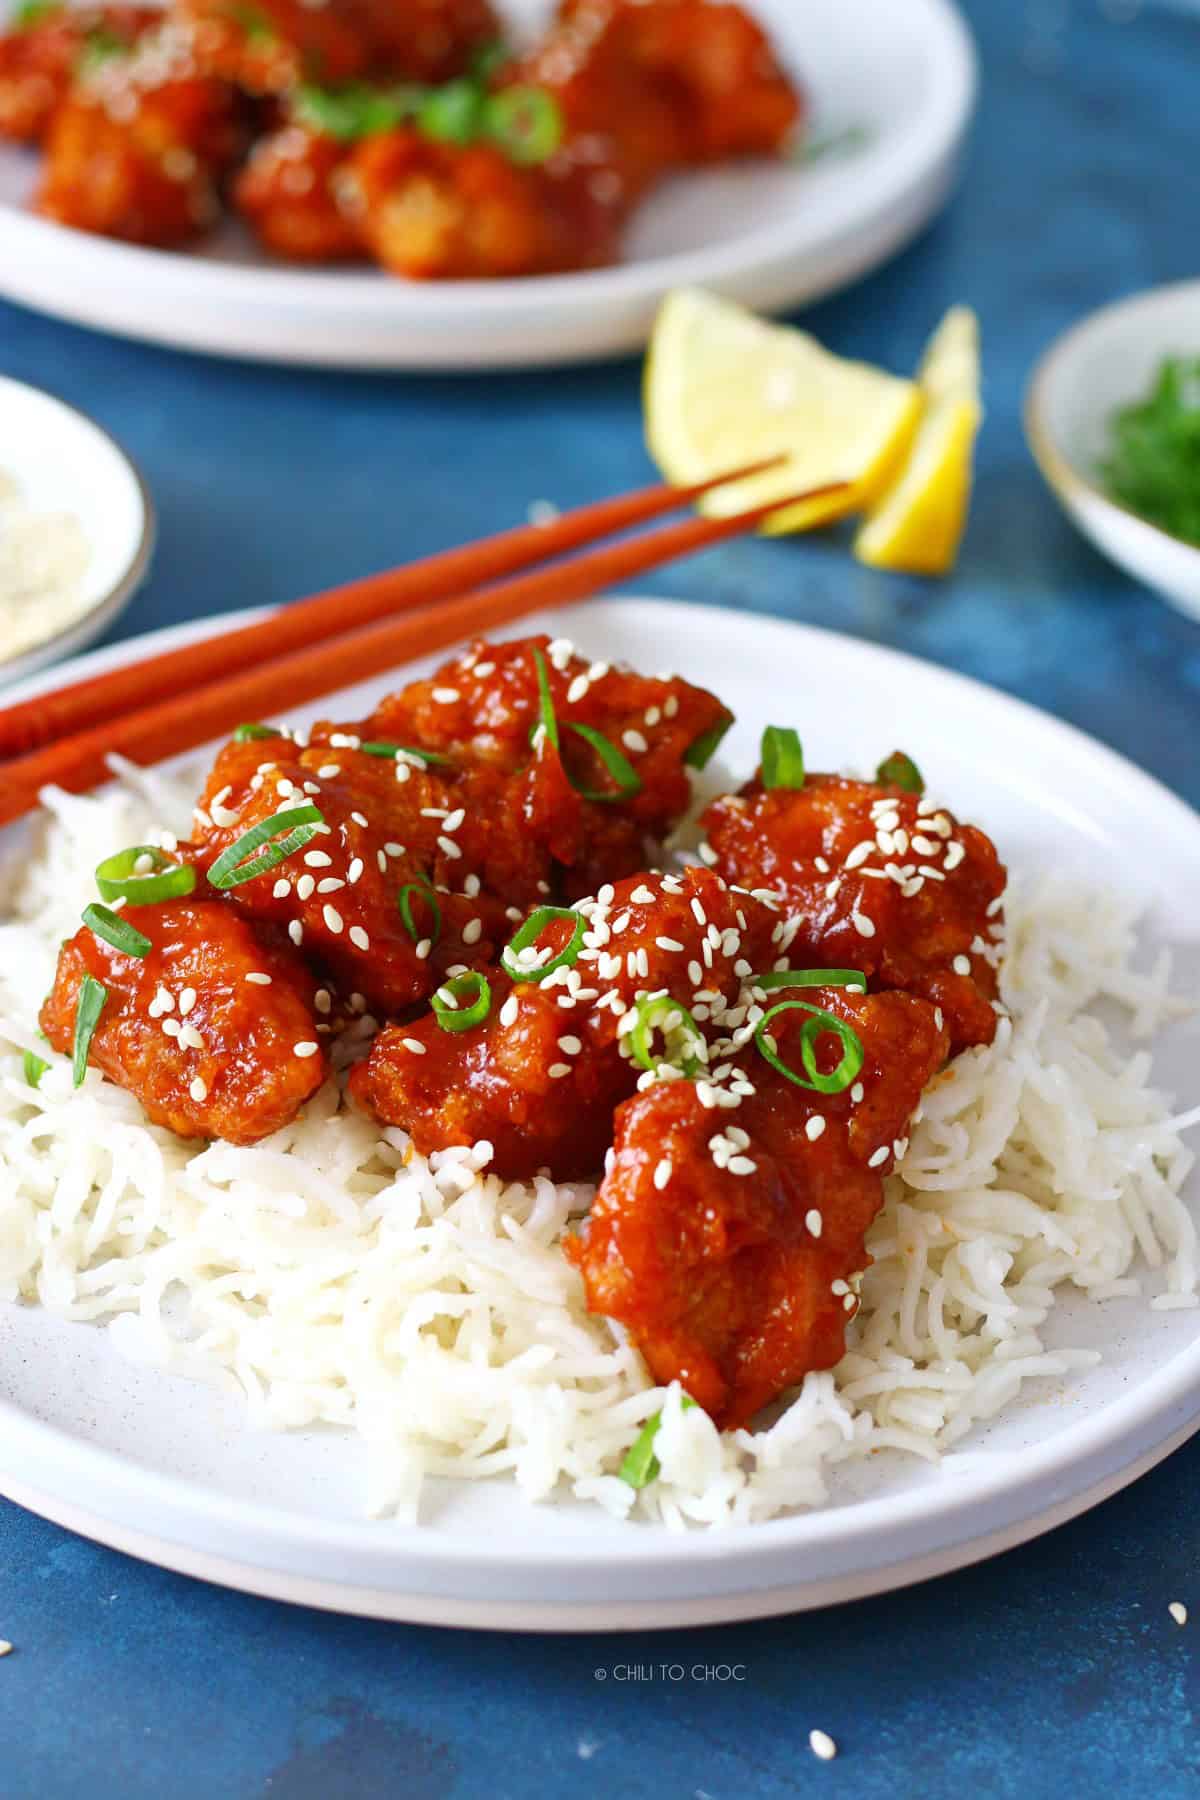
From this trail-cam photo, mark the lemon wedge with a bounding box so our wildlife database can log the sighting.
[854,306,983,574]
[644,288,922,534]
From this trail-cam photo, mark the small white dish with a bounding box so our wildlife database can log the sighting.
[1025,280,1200,623]
[0,374,154,685]
[0,0,976,370]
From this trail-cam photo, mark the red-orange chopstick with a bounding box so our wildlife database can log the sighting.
[0,456,786,760]
[0,481,845,829]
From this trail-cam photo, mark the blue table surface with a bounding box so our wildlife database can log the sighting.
[4,2,1200,1794]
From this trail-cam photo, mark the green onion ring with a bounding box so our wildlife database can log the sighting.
[753,968,868,994]
[683,712,733,771]
[619,1396,697,1490]
[23,1047,49,1089]
[753,999,864,1096]
[82,902,152,960]
[482,86,564,165]
[233,721,280,742]
[397,879,442,946]
[206,805,324,890]
[95,846,196,905]
[418,77,483,145]
[531,646,560,751]
[876,750,925,795]
[359,740,453,766]
[564,721,643,802]
[72,974,107,1088]
[500,905,584,983]
[760,725,805,791]
[628,992,705,1076]
[432,971,492,1033]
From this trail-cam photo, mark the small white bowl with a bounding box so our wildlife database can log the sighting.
[0,374,155,685]
[1025,280,1200,623]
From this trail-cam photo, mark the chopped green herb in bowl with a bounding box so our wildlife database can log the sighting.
[1099,356,1200,547]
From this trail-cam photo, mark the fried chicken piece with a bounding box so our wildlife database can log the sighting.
[567,986,949,1427]
[702,770,1007,1054]
[340,126,627,278]
[0,1,157,143]
[234,118,361,260]
[187,734,513,1016]
[349,866,780,1181]
[40,900,327,1146]
[179,0,499,96]
[35,26,244,246]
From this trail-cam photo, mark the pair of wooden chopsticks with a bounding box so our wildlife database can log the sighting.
[0,460,843,828]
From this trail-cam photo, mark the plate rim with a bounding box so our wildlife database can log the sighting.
[0,0,977,366]
[2,594,1200,1609]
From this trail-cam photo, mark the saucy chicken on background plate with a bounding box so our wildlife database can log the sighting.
[0,0,802,276]
[41,632,1006,1436]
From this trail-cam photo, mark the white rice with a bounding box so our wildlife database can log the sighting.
[0,769,1195,1528]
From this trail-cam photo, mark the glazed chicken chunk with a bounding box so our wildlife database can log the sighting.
[702,765,1007,1053]
[40,900,328,1145]
[568,984,949,1427]
[350,865,780,1180]
[0,1,158,143]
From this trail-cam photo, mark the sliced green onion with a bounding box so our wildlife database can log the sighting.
[14,0,58,27]
[72,975,107,1088]
[683,712,733,771]
[501,905,584,983]
[206,805,323,890]
[628,993,704,1077]
[230,1,276,44]
[295,80,423,142]
[418,77,483,145]
[761,725,805,791]
[619,1396,697,1490]
[234,721,280,742]
[23,1048,49,1089]
[397,880,442,946]
[82,902,151,960]
[482,87,564,165]
[469,39,510,81]
[754,969,868,994]
[531,646,560,751]
[95,846,196,905]
[432,971,492,1033]
[876,750,925,795]
[359,740,453,766]
[754,1000,864,1096]
[564,722,642,803]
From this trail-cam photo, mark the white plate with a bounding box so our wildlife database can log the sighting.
[1025,281,1200,624]
[0,0,976,369]
[0,375,154,684]
[1,597,1199,1631]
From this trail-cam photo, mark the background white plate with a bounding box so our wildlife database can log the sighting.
[1,597,1198,1630]
[0,0,976,368]
[0,375,155,684]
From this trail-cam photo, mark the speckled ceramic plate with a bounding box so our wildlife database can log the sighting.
[0,0,976,368]
[1,598,1199,1629]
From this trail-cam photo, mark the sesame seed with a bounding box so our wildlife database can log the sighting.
[868,1147,889,1168]
[656,936,684,953]
[432,687,460,703]
[273,878,291,899]
[415,938,432,960]
[499,995,520,1027]
[180,1024,205,1051]
[288,921,304,946]
[385,841,405,857]
[348,858,364,884]
[349,925,370,950]
[314,989,331,1013]
[944,842,966,871]
[809,1731,837,1763]
[296,875,316,900]
[438,836,462,859]
[402,1037,426,1054]
[162,1019,181,1039]
[851,912,876,938]
[548,1063,571,1079]
[245,972,272,986]
[622,729,648,754]
[728,1155,757,1176]
[473,661,495,678]
[698,842,718,866]
[653,1158,672,1190]
[323,905,344,934]
[805,1208,823,1236]
[663,695,679,718]
[189,1076,207,1102]
[293,1041,319,1058]
[567,674,589,704]
[317,763,340,778]
[844,841,874,869]
[1169,1602,1188,1626]
[463,918,483,945]
[304,850,332,868]
[350,811,369,829]
[559,1035,582,1055]
[953,954,972,975]
[631,885,656,905]
[851,1083,865,1102]
[317,877,344,894]
[443,808,465,832]
[690,898,707,926]
[805,1116,826,1142]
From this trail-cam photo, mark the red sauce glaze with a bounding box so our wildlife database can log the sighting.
[233,120,361,261]
[0,3,158,143]
[566,987,949,1427]
[39,900,327,1145]
[702,771,1007,1054]
[349,865,780,1180]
